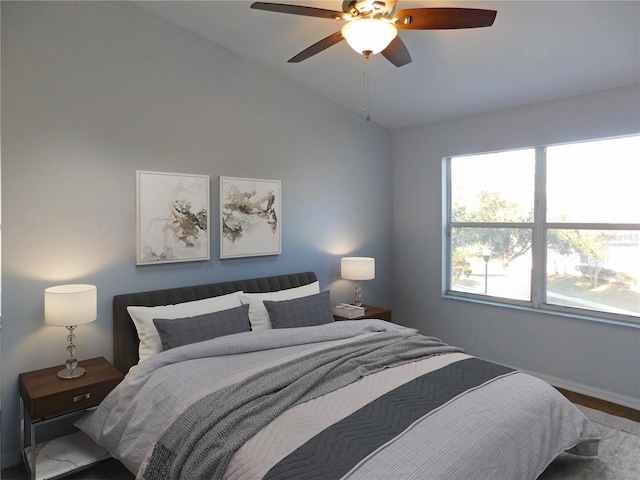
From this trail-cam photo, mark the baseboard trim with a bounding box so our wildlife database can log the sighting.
[519,368,640,411]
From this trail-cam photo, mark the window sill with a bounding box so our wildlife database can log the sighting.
[442,293,640,329]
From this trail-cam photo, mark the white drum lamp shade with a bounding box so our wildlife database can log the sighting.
[341,257,375,281]
[45,284,97,379]
[45,284,97,327]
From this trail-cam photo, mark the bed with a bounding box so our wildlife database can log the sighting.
[76,272,600,479]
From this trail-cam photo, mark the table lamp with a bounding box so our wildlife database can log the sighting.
[44,284,97,379]
[341,257,375,307]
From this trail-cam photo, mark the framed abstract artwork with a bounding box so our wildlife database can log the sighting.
[220,176,281,259]
[136,171,210,265]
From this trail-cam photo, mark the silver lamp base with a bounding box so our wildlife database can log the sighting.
[58,325,84,379]
[57,366,86,379]
[353,280,363,307]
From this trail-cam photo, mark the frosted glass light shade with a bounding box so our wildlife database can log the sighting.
[341,257,376,280]
[341,19,398,55]
[45,284,97,327]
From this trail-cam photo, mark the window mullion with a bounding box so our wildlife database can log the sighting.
[531,147,547,309]
[450,222,533,229]
[546,222,640,231]
[443,157,453,294]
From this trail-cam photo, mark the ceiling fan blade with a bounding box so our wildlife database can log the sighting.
[288,31,345,63]
[393,8,497,30]
[251,2,350,21]
[381,36,412,67]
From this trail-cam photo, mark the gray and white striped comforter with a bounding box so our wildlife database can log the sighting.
[76,320,600,480]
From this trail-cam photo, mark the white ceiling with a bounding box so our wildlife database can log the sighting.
[135,1,640,129]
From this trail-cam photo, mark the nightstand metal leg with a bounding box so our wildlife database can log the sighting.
[20,397,37,480]
[20,397,24,452]
[31,422,37,480]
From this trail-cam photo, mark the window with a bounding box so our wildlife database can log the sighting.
[445,135,640,323]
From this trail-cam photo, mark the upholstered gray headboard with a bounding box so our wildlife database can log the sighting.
[112,272,317,373]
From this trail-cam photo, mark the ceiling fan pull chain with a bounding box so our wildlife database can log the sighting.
[363,56,371,122]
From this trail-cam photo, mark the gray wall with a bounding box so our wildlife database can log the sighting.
[391,84,640,408]
[1,2,392,464]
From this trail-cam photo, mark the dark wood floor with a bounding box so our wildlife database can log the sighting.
[555,387,640,422]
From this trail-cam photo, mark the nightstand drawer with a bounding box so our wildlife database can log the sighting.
[19,357,123,419]
[24,382,114,419]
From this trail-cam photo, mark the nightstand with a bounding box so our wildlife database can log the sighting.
[19,357,124,480]
[333,304,392,322]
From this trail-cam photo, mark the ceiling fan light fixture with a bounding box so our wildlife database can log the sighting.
[341,18,398,56]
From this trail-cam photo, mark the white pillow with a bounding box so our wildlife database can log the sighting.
[240,281,320,330]
[127,291,244,362]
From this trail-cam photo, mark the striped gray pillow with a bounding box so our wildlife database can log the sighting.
[153,304,250,350]
[264,291,334,329]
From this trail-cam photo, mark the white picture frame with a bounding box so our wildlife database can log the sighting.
[136,170,210,265]
[220,176,281,259]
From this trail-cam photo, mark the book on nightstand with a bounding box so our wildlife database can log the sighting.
[332,304,366,318]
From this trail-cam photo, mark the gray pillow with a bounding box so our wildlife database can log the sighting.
[263,290,334,329]
[153,304,250,350]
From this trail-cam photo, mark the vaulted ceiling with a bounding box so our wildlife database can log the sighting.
[136,1,640,129]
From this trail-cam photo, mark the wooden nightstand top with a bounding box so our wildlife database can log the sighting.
[19,357,124,419]
[334,304,392,322]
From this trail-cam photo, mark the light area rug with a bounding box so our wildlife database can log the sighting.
[539,405,640,479]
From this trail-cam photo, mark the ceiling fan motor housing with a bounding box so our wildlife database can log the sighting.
[343,0,398,17]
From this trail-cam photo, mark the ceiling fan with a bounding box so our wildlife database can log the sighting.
[250,0,497,67]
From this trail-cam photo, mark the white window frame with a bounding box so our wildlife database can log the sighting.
[443,138,640,326]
